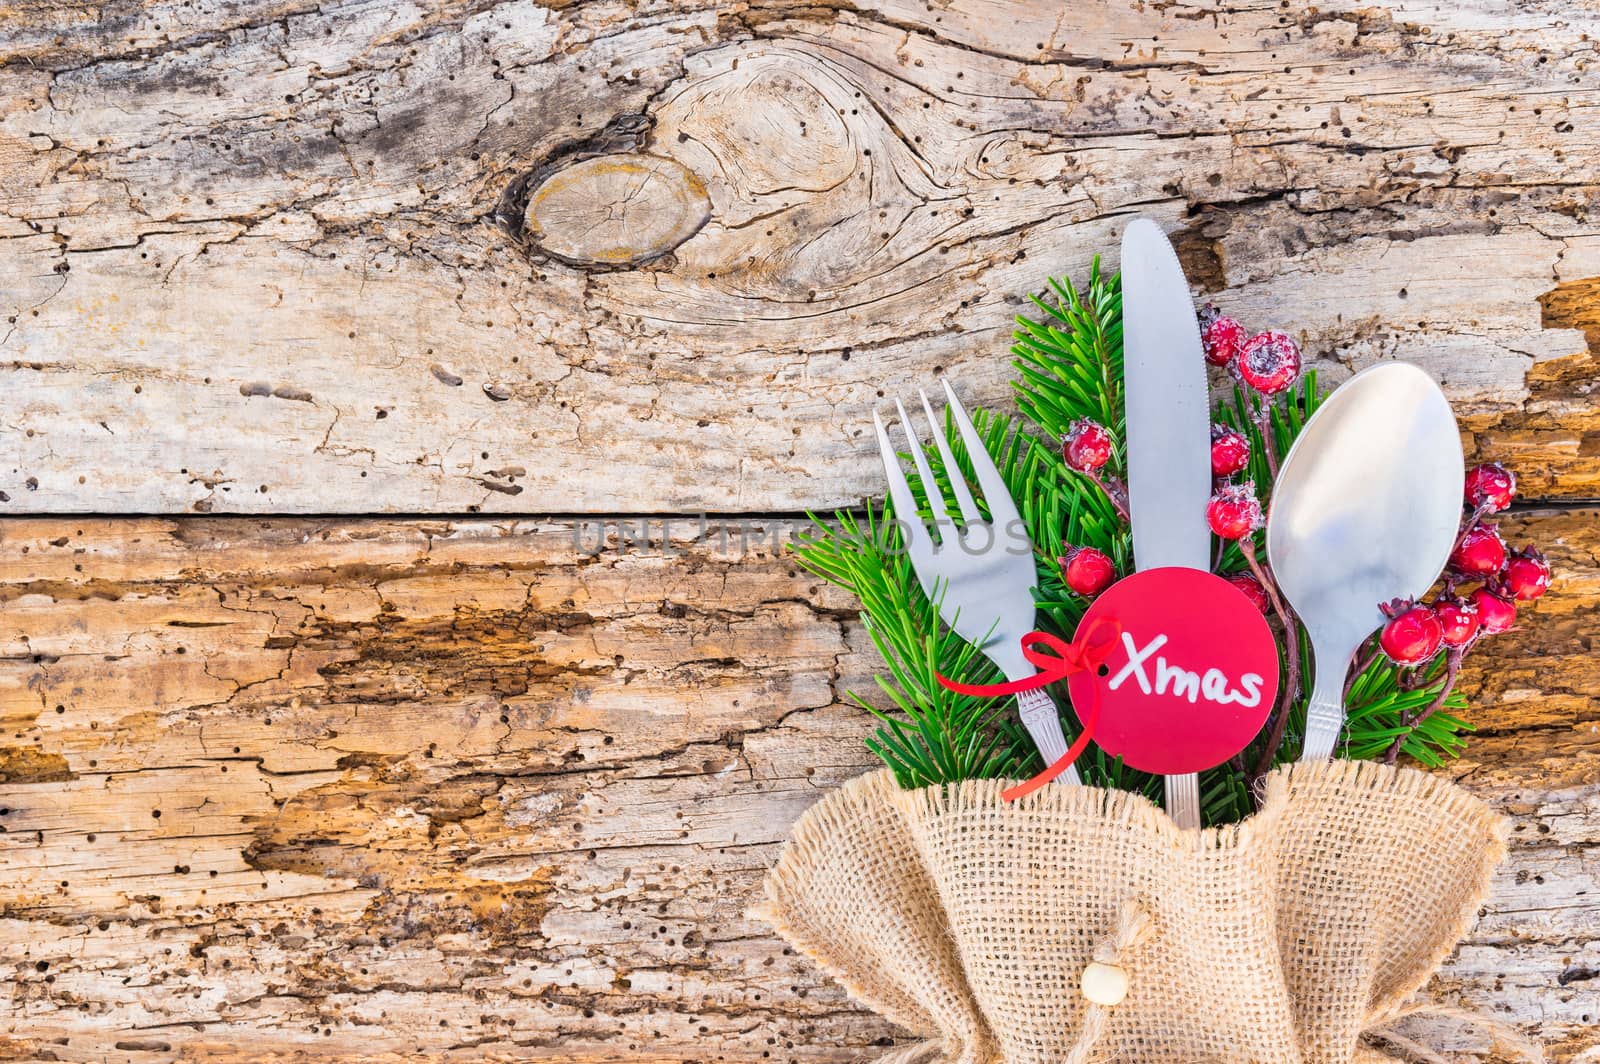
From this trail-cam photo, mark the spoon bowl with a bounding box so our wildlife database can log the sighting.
[1267,362,1464,760]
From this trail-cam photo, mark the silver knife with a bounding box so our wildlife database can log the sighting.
[1121,218,1214,830]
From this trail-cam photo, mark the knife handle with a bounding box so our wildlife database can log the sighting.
[1164,773,1200,830]
[1017,687,1081,786]
[1299,672,1346,761]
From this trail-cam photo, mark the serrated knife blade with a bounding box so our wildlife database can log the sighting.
[1121,218,1214,831]
[1122,219,1212,573]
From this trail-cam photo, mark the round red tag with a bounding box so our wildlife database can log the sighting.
[1067,567,1279,775]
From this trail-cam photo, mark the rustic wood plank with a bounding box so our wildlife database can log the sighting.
[0,511,1593,1060]
[1,1,1597,1061]
[1,0,1598,513]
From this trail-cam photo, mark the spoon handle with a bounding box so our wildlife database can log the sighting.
[1299,669,1346,761]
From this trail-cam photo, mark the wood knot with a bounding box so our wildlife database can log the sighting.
[524,153,710,268]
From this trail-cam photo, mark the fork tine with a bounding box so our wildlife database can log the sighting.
[895,396,951,539]
[920,389,981,525]
[873,408,933,554]
[941,378,1022,527]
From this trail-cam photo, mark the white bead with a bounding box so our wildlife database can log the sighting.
[1080,961,1130,1007]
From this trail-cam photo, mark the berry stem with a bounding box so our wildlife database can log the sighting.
[1451,502,1491,556]
[1397,664,1432,692]
[1344,638,1378,700]
[1252,400,1281,483]
[1087,470,1131,523]
[1243,536,1302,782]
[1381,647,1463,765]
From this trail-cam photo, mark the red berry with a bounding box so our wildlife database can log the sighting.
[1433,595,1480,647]
[1464,462,1516,513]
[1059,546,1115,597]
[1210,424,1251,478]
[1224,571,1270,614]
[1469,587,1517,634]
[1232,330,1303,395]
[1063,419,1113,473]
[1206,483,1264,540]
[1502,545,1551,601]
[1449,522,1506,577]
[1377,600,1443,665]
[1200,310,1247,368]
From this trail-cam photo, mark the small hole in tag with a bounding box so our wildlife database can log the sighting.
[1097,664,1110,677]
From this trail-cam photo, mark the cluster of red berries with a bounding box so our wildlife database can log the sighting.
[1376,462,1550,665]
[1200,307,1303,596]
[1055,313,1550,657]
[1056,419,1121,596]
[1200,306,1303,396]
[1055,300,1304,600]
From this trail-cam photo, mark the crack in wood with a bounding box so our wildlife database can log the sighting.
[0,511,1592,1057]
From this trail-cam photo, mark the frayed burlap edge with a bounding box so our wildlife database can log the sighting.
[756,759,1517,1064]
[1269,758,1510,1027]
[750,769,958,1038]
[894,767,1287,852]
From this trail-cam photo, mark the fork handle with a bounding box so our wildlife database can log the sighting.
[1016,687,1081,787]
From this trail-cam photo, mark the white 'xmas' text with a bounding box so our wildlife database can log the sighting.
[1105,632,1265,708]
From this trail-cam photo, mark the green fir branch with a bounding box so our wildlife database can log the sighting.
[794,503,1024,789]
[791,262,1477,823]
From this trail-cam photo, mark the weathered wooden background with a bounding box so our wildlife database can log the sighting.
[0,0,1596,1060]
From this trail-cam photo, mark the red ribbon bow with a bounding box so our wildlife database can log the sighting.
[936,618,1121,802]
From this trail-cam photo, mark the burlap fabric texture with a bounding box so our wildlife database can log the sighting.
[754,759,1539,1064]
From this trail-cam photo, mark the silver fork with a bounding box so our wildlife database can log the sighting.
[873,378,1080,786]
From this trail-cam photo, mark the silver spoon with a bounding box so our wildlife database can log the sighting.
[1267,363,1464,761]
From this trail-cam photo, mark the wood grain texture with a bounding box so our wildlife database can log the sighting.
[1,0,1598,1060]
[1,0,1598,512]
[525,154,710,267]
[0,511,1595,1061]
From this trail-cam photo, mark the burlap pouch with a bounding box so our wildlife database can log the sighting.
[755,759,1533,1064]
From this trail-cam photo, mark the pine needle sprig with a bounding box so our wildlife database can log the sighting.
[1342,651,1471,765]
[792,260,1478,821]
[794,502,1027,789]
[794,268,1136,793]
[1012,258,1126,453]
